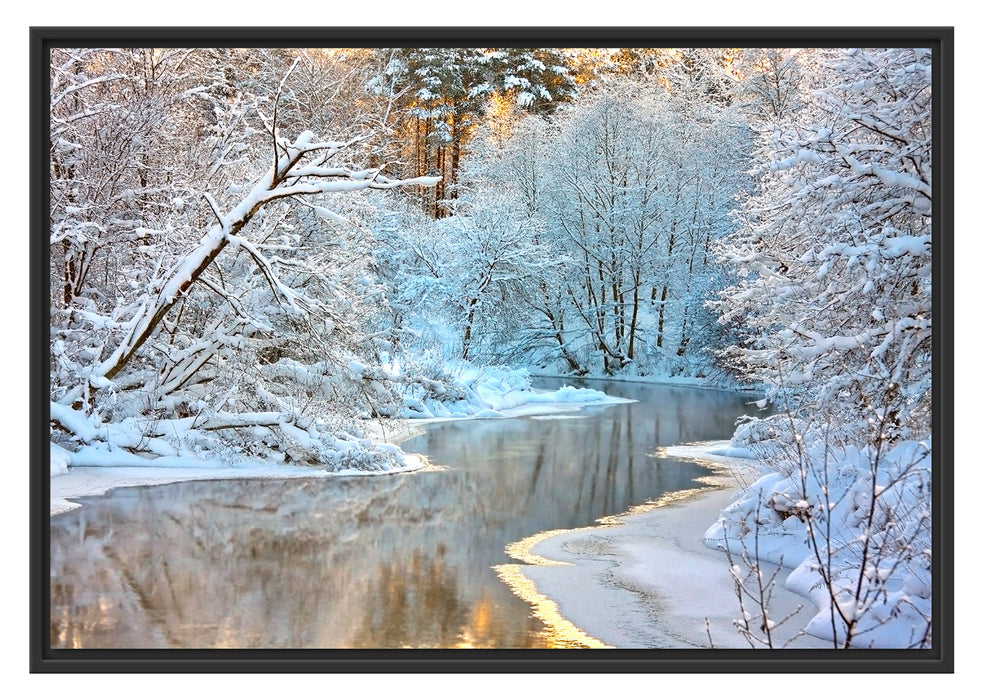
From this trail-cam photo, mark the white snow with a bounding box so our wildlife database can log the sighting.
[510,437,931,650]
[48,456,427,517]
[702,438,932,648]
[510,441,829,648]
[391,361,635,420]
[49,364,633,517]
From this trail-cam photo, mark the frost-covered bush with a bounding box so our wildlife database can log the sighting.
[705,438,931,648]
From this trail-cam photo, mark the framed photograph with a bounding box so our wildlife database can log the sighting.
[32,26,953,673]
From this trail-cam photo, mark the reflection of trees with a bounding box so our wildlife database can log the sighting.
[50,382,763,648]
[50,473,545,648]
[357,546,464,648]
[351,543,545,648]
[408,381,762,532]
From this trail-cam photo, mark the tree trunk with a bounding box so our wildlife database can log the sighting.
[627,270,641,360]
[462,297,478,361]
[99,229,233,382]
[656,284,668,348]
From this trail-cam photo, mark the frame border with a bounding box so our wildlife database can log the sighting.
[31,25,954,673]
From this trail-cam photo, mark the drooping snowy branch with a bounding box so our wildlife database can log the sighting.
[91,131,438,384]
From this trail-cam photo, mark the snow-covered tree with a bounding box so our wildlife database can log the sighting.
[710,47,933,648]
[373,188,553,363]
[524,80,750,377]
[50,48,209,311]
[382,48,494,217]
[50,50,440,471]
[485,47,576,114]
[713,47,932,447]
[544,86,669,373]
[378,47,575,218]
[609,47,742,103]
[732,48,807,122]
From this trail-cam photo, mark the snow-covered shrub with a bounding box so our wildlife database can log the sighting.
[705,438,931,648]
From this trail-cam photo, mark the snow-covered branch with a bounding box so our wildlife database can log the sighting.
[90,131,439,385]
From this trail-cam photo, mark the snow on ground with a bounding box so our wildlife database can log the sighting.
[48,456,428,517]
[513,437,932,650]
[397,361,634,419]
[702,436,932,649]
[529,368,752,392]
[49,365,632,516]
[509,441,830,648]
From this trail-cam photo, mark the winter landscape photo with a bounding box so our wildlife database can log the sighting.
[40,37,942,662]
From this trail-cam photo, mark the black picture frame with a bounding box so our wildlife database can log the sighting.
[31,26,954,673]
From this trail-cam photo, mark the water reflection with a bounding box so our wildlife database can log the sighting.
[49,379,763,648]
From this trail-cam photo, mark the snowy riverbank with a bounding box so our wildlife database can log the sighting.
[506,441,830,649]
[49,378,633,517]
[510,435,932,650]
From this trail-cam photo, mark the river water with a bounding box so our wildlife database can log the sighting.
[49,378,763,649]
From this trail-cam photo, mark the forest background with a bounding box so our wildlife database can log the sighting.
[44,43,931,483]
